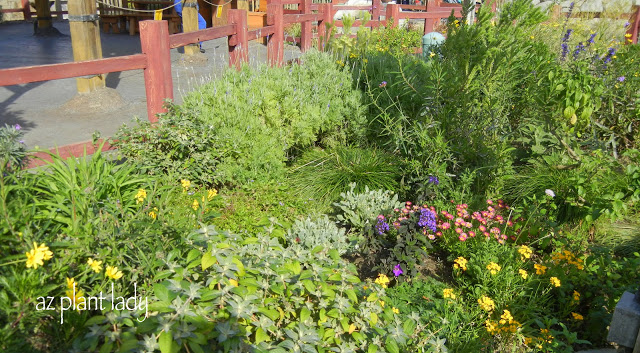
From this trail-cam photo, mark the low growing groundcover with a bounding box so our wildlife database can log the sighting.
[1,1,640,352]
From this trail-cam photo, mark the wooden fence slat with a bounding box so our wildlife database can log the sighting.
[283,13,319,24]
[140,20,173,123]
[318,3,333,51]
[228,9,249,69]
[299,0,311,52]
[169,24,236,48]
[371,0,381,28]
[247,26,276,41]
[386,3,399,27]
[0,54,147,87]
[267,3,284,66]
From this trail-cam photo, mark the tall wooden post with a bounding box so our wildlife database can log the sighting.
[21,0,32,20]
[386,4,399,28]
[68,0,105,93]
[228,9,248,69]
[182,0,200,55]
[140,20,174,123]
[627,5,640,45]
[299,0,311,52]
[318,3,333,51]
[267,2,283,66]
[35,0,51,28]
[371,0,381,28]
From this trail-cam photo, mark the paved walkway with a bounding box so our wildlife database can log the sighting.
[0,21,302,149]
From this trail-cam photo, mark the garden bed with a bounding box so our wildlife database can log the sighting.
[1,1,640,352]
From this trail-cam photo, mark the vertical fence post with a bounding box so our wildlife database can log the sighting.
[318,3,333,51]
[21,0,32,20]
[228,9,249,69]
[140,20,173,123]
[386,4,399,28]
[300,0,311,51]
[371,0,381,28]
[423,18,434,34]
[267,2,284,66]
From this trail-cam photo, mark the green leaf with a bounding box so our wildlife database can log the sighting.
[368,345,379,353]
[300,307,311,322]
[186,249,200,264]
[370,312,378,325]
[259,307,280,321]
[255,327,270,343]
[159,332,179,353]
[385,338,400,353]
[345,289,358,303]
[201,249,215,271]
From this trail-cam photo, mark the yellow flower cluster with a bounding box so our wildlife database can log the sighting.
[572,290,580,302]
[87,258,103,273]
[478,295,495,312]
[374,274,390,288]
[453,257,467,271]
[25,242,53,269]
[518,269,528,279]
[550,277,561,287]
[518,245,533,260]
[135,189,147,204]
[571,312,583,320]
[486,262,501,275]
[551,250,584,270]
[534,264,547,275]
[207,189,218,201]
[181,179,191,191]
[392,307,399,314]
[105,265,124,280]
[149,207,158,220]
[443,288,456,299]
[65,277,86,307]
[486,309,521,335]
[192,199,200,210]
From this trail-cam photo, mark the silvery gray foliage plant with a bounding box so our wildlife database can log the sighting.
[288,215,351,255]
[334,183,403,232]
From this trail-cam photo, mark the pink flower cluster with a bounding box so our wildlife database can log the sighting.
[382,199,520,245]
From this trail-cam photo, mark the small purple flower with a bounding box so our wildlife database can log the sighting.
[428,176,439,185]
[14,124,21,130]
[279,201,284,206]
[561,43,569,59]
[618,76,625,82]
[587,33,596,45]
[573,42,585,59]
[625,22,630,28]
[418,208,437,233]
[562,29,573,43]
[393,264,403,277]
[379,81,387,88]
[375,215,390,235]
[19,140,25,144]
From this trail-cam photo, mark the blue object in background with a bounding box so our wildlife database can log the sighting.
[173,0,206,49]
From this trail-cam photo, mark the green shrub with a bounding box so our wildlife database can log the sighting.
[289,146,400,204]
[113,49,366,186]
[288,215,350,255]
[333,183,403,233]
[32,144,149,236]
[74,228,423,352]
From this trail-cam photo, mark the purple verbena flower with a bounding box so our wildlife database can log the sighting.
[418,208,437,233]
[393,264,403,277]
[375,216,390,235]
[573,42,585,59]
[587,33,596,45]
[618,76,625,82]
[562,29,573,43]
[428,176,439,185]
[14,124,21,130]
[379,81,387,88]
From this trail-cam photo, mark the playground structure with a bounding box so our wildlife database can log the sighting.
[0,0,639,165]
